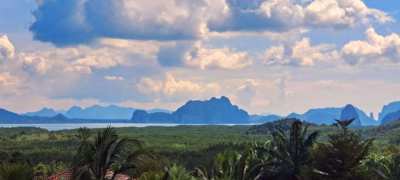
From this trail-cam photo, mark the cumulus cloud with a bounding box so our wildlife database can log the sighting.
[304,0,392,28]
[136,73,220,101]
[211,0,305,32]
[17,47,123,75]
[263,38,338,66]
[158,42,252,70]
[0,34,168,108]
[214,0,391,31]
[10,40,158,75]
[30,0,226,46]
[341,27,400,65]
[0,35,15,60]
[185,43,252,70]
[30,0,390,45]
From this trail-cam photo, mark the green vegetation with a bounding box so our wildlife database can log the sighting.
[1,119,400,179]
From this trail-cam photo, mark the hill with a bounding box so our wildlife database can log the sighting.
[381,110,400,124]
[64,105,135,120]
[24,108,60,117]
[0,109,70,124]
[379,101,400,121]
[286,105,378,126]
[131,96,250,124]
[0,108,27,123]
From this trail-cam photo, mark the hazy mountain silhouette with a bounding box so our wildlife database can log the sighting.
[131,96,250,124]
[64,105,135,119]
[285,105,377,126]
[381,110,400,124]
[0,97,393,126]
[287,108,342,125]
[0,109,71,123]
[340,104,362,127]
[131,110,173,123]
[0,108,27,123]
[379,101,400,122]
[21,105,171,121]
[24,108,60,117]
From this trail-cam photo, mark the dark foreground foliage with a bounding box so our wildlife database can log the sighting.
[0,119,400,179]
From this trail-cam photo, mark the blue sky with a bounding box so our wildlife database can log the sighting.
[0,0,400,116]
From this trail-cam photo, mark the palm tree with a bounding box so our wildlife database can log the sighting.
[139,164,196,180]
[197,120,319,180]
[164,164,197,180]
[313,119,373,180]
[260,120,319,180]
[73,127,149,180]
[76,127,91,142]
[195,149,261,180]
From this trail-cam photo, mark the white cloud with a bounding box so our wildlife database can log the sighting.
[260,0,305,27]
[184,43,252,70]
[0,35,164,108]
[136,73,220,101]
[18,47,126,75]
[0,35,15,60]
[341,27,400,65]
[31,0,228,45]
[263,45,285,64]
[305,0,392,28]
[263,38,338,66]
[157,41,252,70]
[212,0,391,33]
[265,0,392,28]
[11,41,159,75]
[31,0,391,46]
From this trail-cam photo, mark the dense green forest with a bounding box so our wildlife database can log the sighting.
[1,119,400,180]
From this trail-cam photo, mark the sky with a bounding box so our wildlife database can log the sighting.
[0,0,400,116]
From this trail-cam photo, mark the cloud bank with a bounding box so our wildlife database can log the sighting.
[30,0,391,46]
[136,73,221,101]
[342,27,400,65]
[263,38,338,66]
[157,42,252,70]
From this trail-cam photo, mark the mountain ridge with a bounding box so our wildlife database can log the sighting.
[24,105,171,120]
[131,96,250,124]
[0,97,397,126]
[285,104,378,126]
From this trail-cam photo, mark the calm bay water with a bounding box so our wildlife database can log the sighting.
[0,123,251,131]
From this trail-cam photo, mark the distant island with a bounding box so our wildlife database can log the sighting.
[131,96,249,124]
[1,96,400,126]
